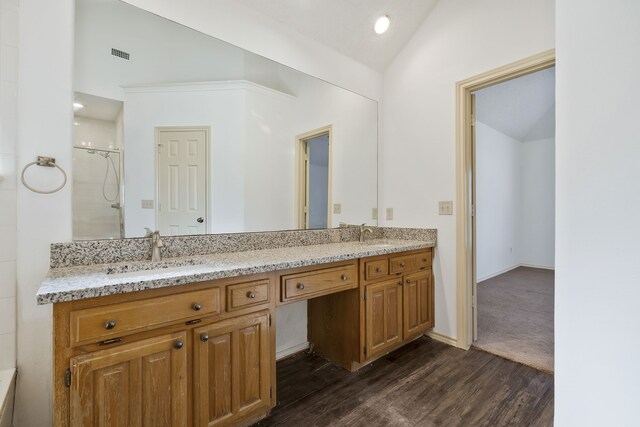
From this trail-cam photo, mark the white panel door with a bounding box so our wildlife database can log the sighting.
[157,129,207,235]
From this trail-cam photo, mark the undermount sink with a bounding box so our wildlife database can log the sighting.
[106,263,212,279]
[364,242,398,248]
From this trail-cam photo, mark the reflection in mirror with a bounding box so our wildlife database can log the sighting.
[73,0,378,240]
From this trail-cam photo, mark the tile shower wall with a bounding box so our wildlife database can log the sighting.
[0,0,18,370]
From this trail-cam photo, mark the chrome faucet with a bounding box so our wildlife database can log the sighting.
[149,230,164,262]
[359,223,374,243]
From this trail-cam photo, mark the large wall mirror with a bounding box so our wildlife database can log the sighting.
[72,0,378,240]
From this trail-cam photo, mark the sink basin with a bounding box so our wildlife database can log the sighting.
[106,264,212,279]
[364,242,398,249]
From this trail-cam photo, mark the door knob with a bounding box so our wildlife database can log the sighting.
[174,341,184,350]
[197,217,204,223]
[200,334,209,343]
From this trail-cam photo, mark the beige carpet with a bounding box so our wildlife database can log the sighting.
[473,266,554,372]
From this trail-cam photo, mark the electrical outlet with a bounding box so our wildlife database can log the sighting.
[333,203,341,214]
[372,208,378,220]
[439,201,453,215]
[141,199,154,209]
[386,207,394,220]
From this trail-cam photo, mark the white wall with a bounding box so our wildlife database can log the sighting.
[0,0,18,373]
[15,0,74,425]
[521,137,555,268]
[476,123,555,281]
[381,0,554,339]
[123,83,252,236]
[475,122,522,280]
[122,0,382,102]
[556,0,640,425]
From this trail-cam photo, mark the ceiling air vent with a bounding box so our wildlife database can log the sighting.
[111,48,130,60]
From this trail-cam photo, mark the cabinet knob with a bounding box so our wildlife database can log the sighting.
[406,279,411,284]
[174,341,184,350]
[104,320,116,330]
[197,217,204,223]
[297,283,305,290]
[376,267,382,273]
[341,274,348,281]
[192,303,202,311]
[422,258,427,262]
[200,334,209,343]
[247,291,256,299]
[399,262,405,268]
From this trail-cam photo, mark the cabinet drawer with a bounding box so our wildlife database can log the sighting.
[70,288,221,346]
[227,279,270,311]
[281,264,357,303]
[390,251,432,274]
[365,259,389,281]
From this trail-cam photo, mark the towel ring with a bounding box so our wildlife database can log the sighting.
[21,156,68,194]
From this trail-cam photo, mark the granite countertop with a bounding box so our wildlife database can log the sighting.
[37,239,435,305]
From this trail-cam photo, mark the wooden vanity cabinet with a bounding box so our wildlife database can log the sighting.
[364,278,403,359]
[361,249,435,362]
[69,331,188,427]
[53,274,276,427]
[193,310,271,427]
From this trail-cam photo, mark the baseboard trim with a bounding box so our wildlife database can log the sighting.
[519,263,555,270]
[276,342,310,361]
[425,331,460,348]
[478,263,555,282]
[477,264,521,282]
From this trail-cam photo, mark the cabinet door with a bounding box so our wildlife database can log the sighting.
[70,331,188,427]
[403,270,435,340]
[193,310,271,427]
[365,279,403,359]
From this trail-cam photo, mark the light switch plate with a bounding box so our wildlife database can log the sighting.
[141,200,154,209]
[333,203,341,214]
[386,207,393,220]
[439,201,453,215]
[372,208,378,220]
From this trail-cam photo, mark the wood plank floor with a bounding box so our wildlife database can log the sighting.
[254,337,553,427]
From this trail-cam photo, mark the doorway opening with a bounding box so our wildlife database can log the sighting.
[296,125,332,229]
[471,66,555,372]
[156,126,210,236]
[455,50,555,368]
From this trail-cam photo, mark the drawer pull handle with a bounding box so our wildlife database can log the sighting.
[192,303,202,311]
[297,283,305,290]
[104,320,116,330]
[200,334,209,343]
[400,262,406,268]
[247,291,256,299]
[341,274,348,281]
[376,267,382,273]
[174,341,184,350]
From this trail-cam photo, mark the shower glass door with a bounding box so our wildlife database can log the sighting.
[72,147,123,239]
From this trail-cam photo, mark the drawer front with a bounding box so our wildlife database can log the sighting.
[70,288,221,346]
[227,279,270,311]
[365,259,389,281]
[281,264,357,303]
[417,251,433,269]
[390,251,432,274]
[389,254,417,274]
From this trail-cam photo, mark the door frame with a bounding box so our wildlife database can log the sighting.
[455,50,555,349]
[295,125,333,229]
[155,126,211,235]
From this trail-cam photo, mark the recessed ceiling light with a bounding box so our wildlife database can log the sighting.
[73,102,84,111]
[374,15,390,34]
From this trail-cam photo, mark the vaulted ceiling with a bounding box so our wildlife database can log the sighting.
[235,0,440,71]
[475,67,556,142]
